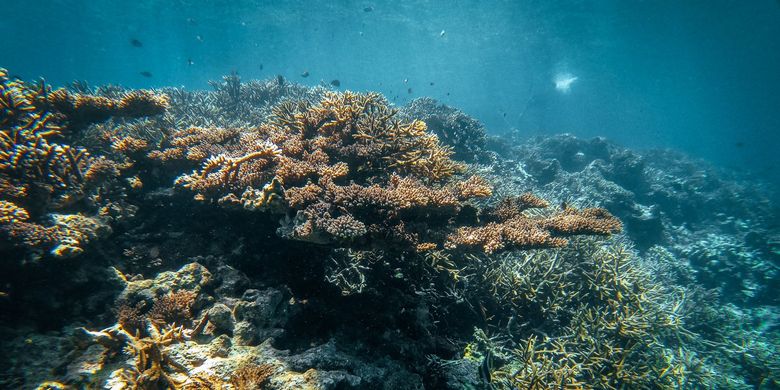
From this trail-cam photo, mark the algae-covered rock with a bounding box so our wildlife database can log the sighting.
[116,262,212,304]
[206,302,234,334]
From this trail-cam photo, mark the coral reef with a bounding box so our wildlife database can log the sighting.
[401,97,488,162]
[0,69,168,258]
[0,73,777,390]
[151,91,619,260]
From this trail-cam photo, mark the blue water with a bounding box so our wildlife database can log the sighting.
[3,0,779,180]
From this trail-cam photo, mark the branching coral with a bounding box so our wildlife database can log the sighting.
[447,203,621,254]
[0,69,166,257]
[148,290,197,328]
[40,87,169,133]
[457,239,717,389]
[401,97,488,162]
[151,91,619,257]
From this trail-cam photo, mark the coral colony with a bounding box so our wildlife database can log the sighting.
[1,69,778,389]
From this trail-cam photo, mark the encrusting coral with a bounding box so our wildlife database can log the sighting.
[0,69,168,258]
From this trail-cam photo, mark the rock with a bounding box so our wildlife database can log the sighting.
[233,321,258,346]
[208,334,232,358]
[302,368,362,389]
[206,303,234,334]
[439,358,481,389]
[234,288,288,329]
[117,262,212,305]
[213,264,251,297]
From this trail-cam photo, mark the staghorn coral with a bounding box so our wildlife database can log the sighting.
[146,90,622,308]
[401,97,488,162]
[459,238,719,389]
[0,69,165,258]
[1,211,111,258]
[148,290,198,327]
[40,86,169,133]
[111,322,191,389]
[446,203,621,254]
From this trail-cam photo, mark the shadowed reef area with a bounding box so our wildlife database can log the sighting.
[1,69,778,389]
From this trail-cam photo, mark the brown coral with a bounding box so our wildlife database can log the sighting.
[0,71,168,257]
[148,290,197,327]
[148,90,620,255]
[229,364,276,390]
[40,87,169,132]
[446,204,621,254]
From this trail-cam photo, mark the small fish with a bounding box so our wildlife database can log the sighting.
[359,31,364,36]
[276,75,285,86]
[259,64,263,70]
[403,78,408,84]
[187,58,194,66]
[363,6,373,12]
[186,17,197,25]
[195,35,203,42]
[0,291,8,298]
[140,71,153,78]
[407,87,412,94]
[330,79,341,87]
[554,72,578,93]
[130,39,143,47]
[301,71,310,78]
[502,112,507,117]
[440,30,446,37]
[446,92,450,96]
[429,81,434,86]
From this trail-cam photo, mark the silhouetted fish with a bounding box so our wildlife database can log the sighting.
[130,39,143,47]
[140,71,153,78]
[407,87,412,94]
[429,82,434,86]
[301,71,310,78]
[364,6,373,12]
[330,79,341,87]
[187,58,194,66]
[259,64,263,70]
[276,75,285,86]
